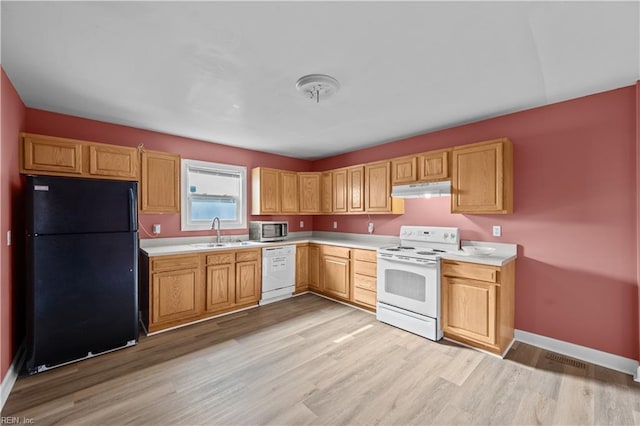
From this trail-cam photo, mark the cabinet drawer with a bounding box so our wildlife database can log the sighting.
[353,260,376,277]
[353,273,376,291]
[206,252,234,265]
[323,245,351,258]
[442,261,499,283]
[152,255,200,272]
[236,249,259,262]
[353,287,376,307]
[353,249,377,262]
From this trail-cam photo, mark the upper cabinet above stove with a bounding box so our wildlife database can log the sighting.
[451,138,513,214]
[391,148,451,185]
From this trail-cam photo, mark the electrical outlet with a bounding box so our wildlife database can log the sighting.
[333,221,338,229]
[6,230,11,246]
[367,222,374,234]
[299,220,304,228]
[152,224,161,234]
[492,225,501,237]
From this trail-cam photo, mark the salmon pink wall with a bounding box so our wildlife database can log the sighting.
[314,86,639,361]
[1,68,26,381]
[25,109,314,238]
[636,81,640,364]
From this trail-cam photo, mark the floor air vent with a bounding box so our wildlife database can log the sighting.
[545,352,587,369]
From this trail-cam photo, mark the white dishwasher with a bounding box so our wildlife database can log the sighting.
[260,245,296,305]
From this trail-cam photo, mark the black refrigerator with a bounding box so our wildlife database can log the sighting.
[25,175,139,374]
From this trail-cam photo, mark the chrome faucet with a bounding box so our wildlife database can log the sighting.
[211,216,221,245]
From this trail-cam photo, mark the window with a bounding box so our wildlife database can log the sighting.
[181,159,247,231]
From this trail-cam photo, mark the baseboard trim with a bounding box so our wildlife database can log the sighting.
[1,342,25,411]
[515,330,639,380]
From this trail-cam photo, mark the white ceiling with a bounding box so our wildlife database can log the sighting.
[2,1,639,159]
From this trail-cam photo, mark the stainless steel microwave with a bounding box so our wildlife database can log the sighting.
[249,221,288,242]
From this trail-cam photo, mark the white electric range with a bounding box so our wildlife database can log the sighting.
[376,226,460,341]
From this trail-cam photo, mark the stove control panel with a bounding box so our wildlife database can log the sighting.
[399,226,460,244]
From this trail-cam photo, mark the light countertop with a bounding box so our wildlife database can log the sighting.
[140,232,517,266]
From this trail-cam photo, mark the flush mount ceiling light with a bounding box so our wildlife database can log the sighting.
[296,74,340,103]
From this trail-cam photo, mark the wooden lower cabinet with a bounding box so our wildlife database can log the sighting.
[320,245,351,300]
[351,249,377,310]
[308,244,322,292]
[152,267,202,325]
[441,259,515,355]
[236,258,261,304]
[205,263,235,312]
[295,243,309,293]
[143,254,202,332]
[142,248,262,333]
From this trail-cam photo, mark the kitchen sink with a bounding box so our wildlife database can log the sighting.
[190,241,263,249]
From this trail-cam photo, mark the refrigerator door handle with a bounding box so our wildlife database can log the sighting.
[128,188,136,232]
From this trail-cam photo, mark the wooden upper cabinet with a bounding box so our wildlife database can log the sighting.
[20,133,138,181]
[391,156,418,185]
[251,167,280,215]
[298,173,321,214]
[347,166,364,212]
[280,171,299,213]
[365,161,392,212]
[451,138,513,214]
[332,169,348,213]
[418,149,450,182]
[22,134,83,175]
[140,150,181,214]
[320,172,333,213]
[89,144,138,179]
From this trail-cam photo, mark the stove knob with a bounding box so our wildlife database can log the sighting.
[443,233,449,239]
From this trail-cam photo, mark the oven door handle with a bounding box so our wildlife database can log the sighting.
[378,255,438,267]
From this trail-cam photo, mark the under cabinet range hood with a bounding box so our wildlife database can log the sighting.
[391,181,451,198]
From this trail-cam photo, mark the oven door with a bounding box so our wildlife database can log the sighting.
[376,254,439,318]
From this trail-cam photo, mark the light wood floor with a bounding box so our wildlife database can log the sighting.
[3,294,639,425]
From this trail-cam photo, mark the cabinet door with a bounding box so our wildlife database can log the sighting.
[322,255,350,299]
[252,168,280,214]
[298,173,321,213]
[308,245,322,291]
[441,276,497,346]
[280,171,299,213]
[418,150,449,182]
[332,169,348,213]
[151,268,202,325]
[295,244,309,292]
[140,150,180,213]
[22,134,83,175]
[89,144,138,179]
[391,156,418,184]
[321,172,333,213]
[205,263,235,312]
[452,139,512,214]
[365,161,391,212]
[348,166,365,212]
[236,260,261,304]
